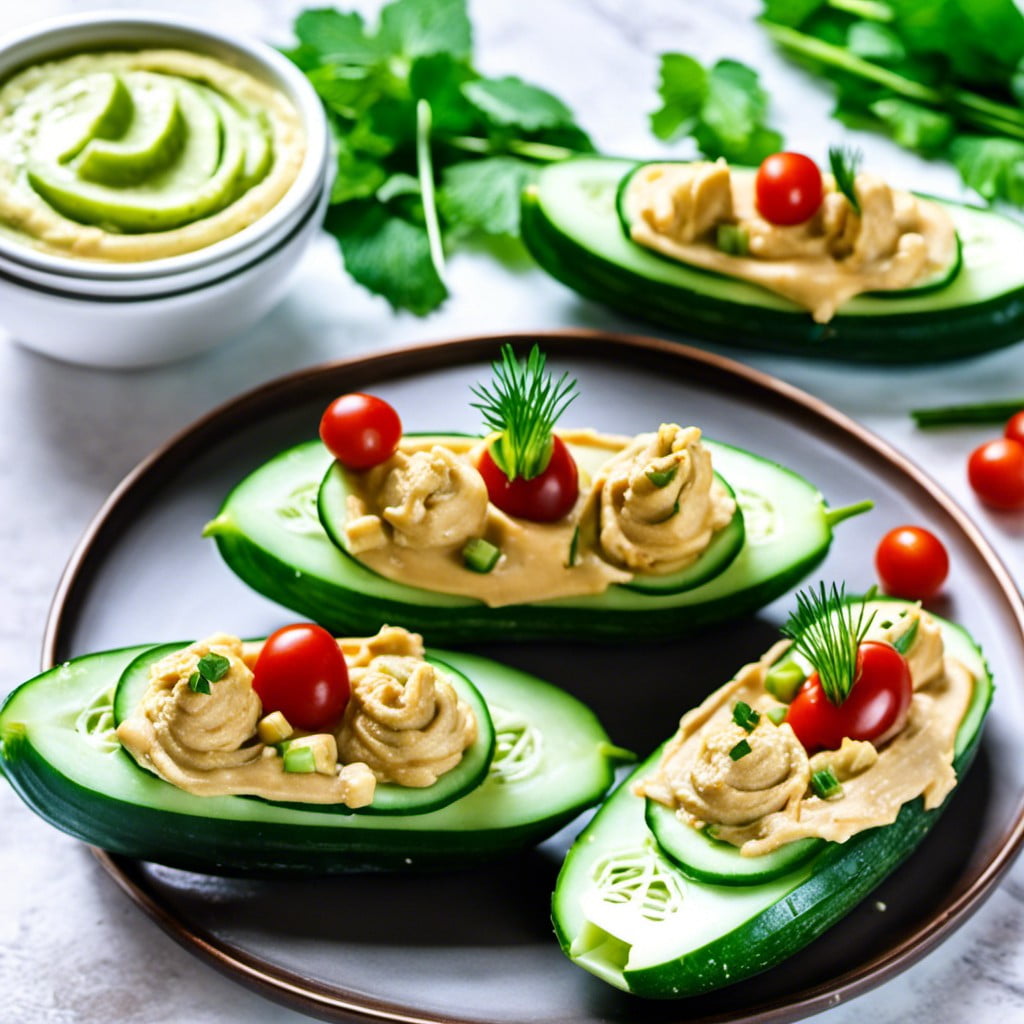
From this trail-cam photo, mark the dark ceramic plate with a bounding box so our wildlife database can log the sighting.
[43,331,1024,1023]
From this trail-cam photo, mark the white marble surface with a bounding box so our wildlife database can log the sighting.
[1,1,1023,1021]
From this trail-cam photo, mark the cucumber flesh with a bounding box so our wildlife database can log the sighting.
[208,436,846,643]
[523,157,1024,363]
[0,647,621,875]
[614,162,964,300]
[645,797,823,885]
[552,601,994,996]
[113,643,496,817]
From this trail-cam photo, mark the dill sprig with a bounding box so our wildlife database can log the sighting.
[829,145,862,215]
[781,582,875,706]
[470,344,577,481]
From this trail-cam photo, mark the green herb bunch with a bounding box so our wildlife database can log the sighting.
[761,0,1024,207]
[286,0,593,314]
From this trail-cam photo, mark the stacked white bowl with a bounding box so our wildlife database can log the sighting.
[0,12,331,368]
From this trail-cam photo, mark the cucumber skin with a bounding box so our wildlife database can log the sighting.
[209,518,831,644]
[552,663,993,997]
[522,182,1024,365]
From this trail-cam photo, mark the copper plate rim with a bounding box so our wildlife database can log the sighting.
[40,328,1024,1024]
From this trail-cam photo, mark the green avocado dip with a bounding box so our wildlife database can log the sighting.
[0,49,304,261]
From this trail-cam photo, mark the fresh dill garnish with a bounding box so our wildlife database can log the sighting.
[781,582,875,706]
[470,344,577,480]
[829,145,862,214]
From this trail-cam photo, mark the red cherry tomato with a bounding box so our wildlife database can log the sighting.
[320,393,402,470]
[785,641,912,753]
[1004,411,1024,446]
[874,525,949,601]
[755,152,824,226]
[967,437,1024,510]
[478,435,579,522]
[252,623,350,732]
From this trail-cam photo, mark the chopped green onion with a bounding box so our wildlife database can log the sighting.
[462,537,501,573]
[732,701,761,732]
[566,525,580,568]
[716,223,749,256]
[729,739,752,761]
[767,706,787,725]
[764,661,806,703]
[646,464,678,488]
[283,745,317,774]
[811,766,844,800]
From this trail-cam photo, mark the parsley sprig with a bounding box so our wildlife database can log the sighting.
[781,583,875,706]
[288,0,593,314]
[188,653,231,695]
[470,344,577,481]
[829,145,862,214]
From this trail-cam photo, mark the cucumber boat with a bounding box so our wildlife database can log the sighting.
[521,156,1024,363]
[204,434,868,643]
[0,643,626,875]
[552,598,993,997]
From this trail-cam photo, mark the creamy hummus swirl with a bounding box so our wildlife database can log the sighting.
[665,718,809,827]
[595,423,735,574]
[338,655,478,787]
[116,633,375,806]
[366,446,489,549]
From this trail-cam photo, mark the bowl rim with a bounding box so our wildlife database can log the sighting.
[0,9,329,282]
[0,163,328,305]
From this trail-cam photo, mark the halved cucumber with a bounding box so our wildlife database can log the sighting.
[112,641,496,817]
[644,796,823,885]
[317,438,745,599]
[615,162,964,300]
[205,436,861,643]
[522,156,1024,363]
[0,646,624,875]
[551,602,993,997]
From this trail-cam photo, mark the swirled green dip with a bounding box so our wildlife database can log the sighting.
[0,49,304,261]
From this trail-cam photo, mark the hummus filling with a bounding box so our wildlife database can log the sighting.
[637,607,974,856]
[342,428,735,607]
[115,626,476,805]
[622,161,958,323]
[0,50,304,261]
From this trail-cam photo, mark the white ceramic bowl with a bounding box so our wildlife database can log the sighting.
[0,11,332,365]
[0,165,330,369]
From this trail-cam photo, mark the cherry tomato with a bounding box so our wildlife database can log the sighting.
[967,437,1024,510]
[755,152,824,226]
[874,525,949,601]
[785,641,912,753]
[252,623,350,732]
[1004,411,1024,447]
[320,393,402,470]
[478,435,579,522]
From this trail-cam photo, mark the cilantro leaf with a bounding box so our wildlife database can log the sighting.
[187,670,210,695]
[439,157,536,237]
[294,8,380,64]
[378,0,472,61]
[652,54,783,163]
[326,200,447,314]
[951,135,1024,205]
[197,652,231,683]
[869,97,953,151]
[462,77,577,133]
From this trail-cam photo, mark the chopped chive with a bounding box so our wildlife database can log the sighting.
[767,706,787,725]
[811,766,843,800]
[646,464,678,488]
[732,701,761,732]
[911,398,1024,428]
[879,620,893,629]
[764,661,805,703]
[187,670,210,695]
[462,537,501,573]
[891,617,920,655]
[566,525,580,568]
[729,739,752,761]
[283,745,317,774]
[716,223,749,256]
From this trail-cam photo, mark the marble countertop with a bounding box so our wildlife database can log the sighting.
[1,1,1023,1021]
